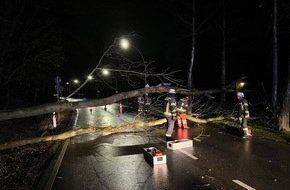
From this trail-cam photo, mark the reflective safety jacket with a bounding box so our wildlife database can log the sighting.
[145,95,151,105]
[138,96,144,104]
[177,98,189,113]
[238,98,250,118]
[163,96,177,117]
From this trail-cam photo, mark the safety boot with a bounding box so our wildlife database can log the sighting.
[242,128,248,139]
[247,129,252,137]
[166,136,172,141]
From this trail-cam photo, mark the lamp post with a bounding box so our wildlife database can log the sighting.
[119,38,147,86]
[73,79,81,97]
[88,75,101,98]
[102,69,118,94]
[65,82,71,95]
[102,68,121,112]
[236,82,245,92]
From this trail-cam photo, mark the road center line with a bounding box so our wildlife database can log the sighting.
[232,179,256,190]
[178,149,198,160]
[73,109,79,127]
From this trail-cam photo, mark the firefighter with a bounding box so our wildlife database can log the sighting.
[177,96,189,128]
[137,96,144,113]
[236,92,251,139]
[144,94,151,114]
[164,89,177,141]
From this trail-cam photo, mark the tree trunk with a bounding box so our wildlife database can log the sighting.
[0,122,138,150]
[278,56,290,131]
[188,0,196,115]
[1,115,231,150]
[220,0,226,104]
[272,0,278,108]
[0,86,223,121]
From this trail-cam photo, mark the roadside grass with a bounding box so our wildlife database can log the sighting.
[211,118,290,143]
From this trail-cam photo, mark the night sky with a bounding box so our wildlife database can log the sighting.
[49,0,289,97]
[59,1,192,76]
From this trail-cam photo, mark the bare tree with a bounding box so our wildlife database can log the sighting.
[276,0,290,131]
[187,0,196,115]
[65,33,183,100]
[0,1,65,109]
[220,0,226,104]
[272,0,278,108]
[278,57,290,131]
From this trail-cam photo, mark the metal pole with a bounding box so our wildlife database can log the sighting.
[115,77,118,94]
[132,46,146,86]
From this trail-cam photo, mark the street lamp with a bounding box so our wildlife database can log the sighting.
[236,82,246,92]
[102,69,110,76]
[88,75,100,98]
[120,38,130,50]
[119,37,147,86]
[73,79,79,84]
[102,69,118,94]
[88,75,101,98]
[87,75,93,80]
[73,79,81,97]
[240,82,245,88]
[65,82,71,95]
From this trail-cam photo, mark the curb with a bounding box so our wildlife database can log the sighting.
[36,139,69,190]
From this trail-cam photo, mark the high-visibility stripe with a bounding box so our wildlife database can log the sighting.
[232,180,256,190]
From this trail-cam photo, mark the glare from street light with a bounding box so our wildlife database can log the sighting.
[119,38,147,86]
[102,69,110,76]
[120,38,130,50]
[74,79,79,84]
[88,75,93,80]
[240,82,245,87]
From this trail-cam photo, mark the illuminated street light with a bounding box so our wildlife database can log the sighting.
[65,82,71,95]
[240,82,245,87]
[73,79,81,97]
[120,38,130,50]
[102,69,110,76]
[119,37,147,86]
[87,75,93,80]
[102,69,118,94]
[236,81,246,92]
[87,75,100,98]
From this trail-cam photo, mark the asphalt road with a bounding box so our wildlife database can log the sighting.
[48,104,290,190]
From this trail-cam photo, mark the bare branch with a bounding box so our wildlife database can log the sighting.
[64,34,184,100]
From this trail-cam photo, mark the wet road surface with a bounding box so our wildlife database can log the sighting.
[51,105,290,190]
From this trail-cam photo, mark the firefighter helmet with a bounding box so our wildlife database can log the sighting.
[169,89,176,94]
[237,92,244,98]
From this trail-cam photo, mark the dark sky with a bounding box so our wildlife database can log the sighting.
[49,0,289,96]
[59,1,192,80]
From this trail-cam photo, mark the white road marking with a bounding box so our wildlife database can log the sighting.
[73,109,79,127]
[177,149,198,160]
[232,180,256,190]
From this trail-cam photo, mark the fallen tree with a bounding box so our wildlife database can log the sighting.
[0,86,225,121]
[0,115,234,150]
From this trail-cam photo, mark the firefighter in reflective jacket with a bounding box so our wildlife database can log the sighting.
[138,96,144,113]
[164,89,177,141]
[237,92,251,139]
[177,96,189,128]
